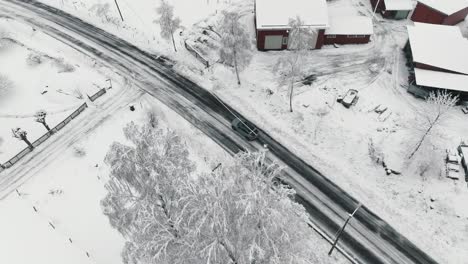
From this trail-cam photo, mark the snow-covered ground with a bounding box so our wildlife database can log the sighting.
[30,0,468,263]
[0,10,349,264]
[0,17,109,163]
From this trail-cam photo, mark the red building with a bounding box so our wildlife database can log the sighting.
[255,0,375,50]
[411,0,468,25]
[369,0,413,19]
[405,23,468,100]
[324,16,373,45]
[255,0,328,51]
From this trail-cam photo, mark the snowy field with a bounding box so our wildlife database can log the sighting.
[0,9,350,264]
[0,17,109,163]
[28,0,468,263]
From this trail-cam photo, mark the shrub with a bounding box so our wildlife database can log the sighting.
[0,73,13,97]
[26,52,44,66]
[73,145,86,157]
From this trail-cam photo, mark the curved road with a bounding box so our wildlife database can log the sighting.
[0,1,438,264]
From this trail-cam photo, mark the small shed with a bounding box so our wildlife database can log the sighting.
[324,16,374,45]
[411,0,468,25]
[370,0,413,19]
[255,0,328,51]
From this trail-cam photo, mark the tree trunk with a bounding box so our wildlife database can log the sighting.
[409,121,436,159]
[233,50,241,85]
[220,239,238,264]
[171,31,177,52]
[22,136,34,149]
[289,82,294,112]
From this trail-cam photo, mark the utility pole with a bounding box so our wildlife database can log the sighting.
[114,0,124,22]
[328,203,362,256]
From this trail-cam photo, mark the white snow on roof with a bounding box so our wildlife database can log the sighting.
[415,68,468,92]
[255,0,328,29]
[418,0,468,15]
[407,23,468,75]
[325,16,373,35]
[384,0,414,11]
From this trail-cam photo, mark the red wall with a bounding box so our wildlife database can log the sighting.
[323,35,371,45]
[411,2,445,24]
[443,7,468,25]
[256,29,288,51]
[370,0,385,13]
[315,29,325,49]
[256,29,326,50]
[415,62,467,75]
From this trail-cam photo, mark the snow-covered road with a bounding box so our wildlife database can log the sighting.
[0,0,440,263]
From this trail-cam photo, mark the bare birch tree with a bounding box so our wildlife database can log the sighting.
[219,11,251,85]
[274,16,312,112]
[155,1,181,52]
[34,110,51,132]
[102,122,317,264]
[12,127,33,149]
[409,89,458,159]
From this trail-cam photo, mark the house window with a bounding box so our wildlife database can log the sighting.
[348,35,365,38]
[327,35,336,38]
[282,36,288,45]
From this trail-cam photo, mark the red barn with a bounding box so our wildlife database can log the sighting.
[405,23,468,101]
[370,0,413,19]
[255,0,328,51]
[324,16,373,45]
[411,0,468,25]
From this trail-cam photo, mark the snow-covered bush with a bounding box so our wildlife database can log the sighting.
[0,27,9,50]
[54,57,75,73]
[368,138,385,165]
[26,52,44,66]
[89,3,121,25]
[146,110,158,128]
[73,145,86,157]
[72,88,84,99]
[0,73,13,97]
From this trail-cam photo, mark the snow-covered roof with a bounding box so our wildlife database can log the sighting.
[415,68,468,92]
[255,0,328,30]
[384,0,414,11]
[407,23,468,75]
[417,0,468,15]
[325,16,373,35]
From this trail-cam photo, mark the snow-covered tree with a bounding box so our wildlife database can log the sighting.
[219,11,252,85]
[274,17,311,112]
[12,127,33,149]
[34,110,51,132]
[155,1,181,52]
[409,89,458,158]
[89,3,120,25]
[102,122,317,264]
[0,73,13,97]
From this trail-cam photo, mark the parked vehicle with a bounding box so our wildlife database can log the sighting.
[231,118,259,141]
[341,89,359,108]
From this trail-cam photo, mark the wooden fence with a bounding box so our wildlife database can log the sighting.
[88,88,107,102]
[184,40,210,68]
[0,102,88,171]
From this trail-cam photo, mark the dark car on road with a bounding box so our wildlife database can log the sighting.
[231,118,259,141]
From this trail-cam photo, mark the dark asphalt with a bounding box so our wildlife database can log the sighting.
[0,1,439,263]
